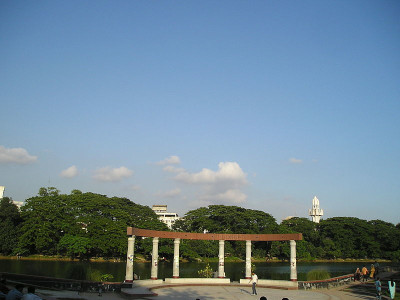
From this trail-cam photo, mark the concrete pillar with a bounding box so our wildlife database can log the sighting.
[218,240,225,278]
[151,237,159,280]
[290,240,297,281]
[125,235,135,282]
[173,238,180,278]
[245,240,252,279]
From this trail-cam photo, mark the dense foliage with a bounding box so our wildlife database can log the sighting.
[173,205,279,260]
[1,188,167,258]
[1,188,399,262]
[0,197,22,255]
[275,217,400,261]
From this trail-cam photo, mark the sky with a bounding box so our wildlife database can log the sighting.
[1,1,399,224]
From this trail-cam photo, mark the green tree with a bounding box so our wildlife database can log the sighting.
[278,217,319,259]
[58,234,91,258]
[17,188,168,258]
[0,197,22,255]
[368,220,400,259]
[318,217,379,259]
[173,205,278,259]
[38,187,60,197]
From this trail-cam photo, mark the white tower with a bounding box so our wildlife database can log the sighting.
[309,196,323,223]
[0,186,4,199]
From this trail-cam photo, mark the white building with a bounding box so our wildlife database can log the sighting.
[308,196,324,223]
[13,201,25,209]
[0,186,4,199]
[152,205,180,229]
[1,186,24,209]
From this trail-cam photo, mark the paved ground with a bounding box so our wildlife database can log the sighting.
[36,281,389,300]
[31,270,398,300]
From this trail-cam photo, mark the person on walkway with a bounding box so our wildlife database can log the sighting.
[21,287,41,300]
[374,261,380,277]
[361,265,369,282]
[388,278,396,300]
[249,272,258,295]
[375,277,382,300]
[354,268,361,281]
[370,264,376,279]
[5,285,24,300]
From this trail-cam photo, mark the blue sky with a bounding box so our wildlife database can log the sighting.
[1,1,399,224]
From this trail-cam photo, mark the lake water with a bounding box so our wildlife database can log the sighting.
[0,259,395,282]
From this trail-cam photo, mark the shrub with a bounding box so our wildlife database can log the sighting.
[306,269,331,281]
[198,263,214,278]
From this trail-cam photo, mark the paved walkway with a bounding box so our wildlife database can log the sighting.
[35,281,383,300]
[34,270,399,300]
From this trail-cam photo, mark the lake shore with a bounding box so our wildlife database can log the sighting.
[0,255,392,264]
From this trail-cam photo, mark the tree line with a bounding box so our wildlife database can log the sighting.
[1,187,399,262]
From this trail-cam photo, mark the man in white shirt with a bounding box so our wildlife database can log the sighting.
[249,272,258,295]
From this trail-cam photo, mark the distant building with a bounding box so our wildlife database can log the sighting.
[0,186,24,209]
[308,196,323,223]
[12,201,24,209]
[152,205,180,229]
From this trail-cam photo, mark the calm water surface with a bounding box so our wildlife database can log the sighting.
[0,259,395,282]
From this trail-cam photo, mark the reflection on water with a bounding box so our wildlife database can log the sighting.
[0,259,395,282]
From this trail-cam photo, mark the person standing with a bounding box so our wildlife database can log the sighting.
[21,287,41,300]
[388,278,396,300]
[375,277,382,300]
[361,265,369,282]
[374,261,380,277]
[249,272,258,295]
[370,264,376,279]
[6,285,24,300]
[355,268,361,281]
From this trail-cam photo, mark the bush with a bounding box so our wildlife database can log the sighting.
[198,264,214,278]
[306,269,331,281]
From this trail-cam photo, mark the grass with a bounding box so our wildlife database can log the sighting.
[306,269,331,281]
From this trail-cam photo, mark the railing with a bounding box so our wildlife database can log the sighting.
[298,274,354,290]
[0,272,121,293]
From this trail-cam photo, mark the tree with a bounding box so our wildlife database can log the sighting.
[0,197,22,255]
[278,217,319,259]
[174,205,278,234]
[17,188,168,258]
[318,217,379,259]
[38,187,60,197]
[173,205,278,259]
[368,220,400,259]
[58,234,91,258]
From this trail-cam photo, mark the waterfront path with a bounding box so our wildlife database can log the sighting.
[29,270,398,300]
[35,280,391,300]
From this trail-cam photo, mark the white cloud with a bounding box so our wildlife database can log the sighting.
[200,189,247,204]
[156,188,181,198]
[60,165,78,178]
[93,166,133,182]
[174,161,247,187]
[165,161,249,206]
[163,165,185,173]
[156,155,181,165]
[0,146,37,164]
[289,157,303,164]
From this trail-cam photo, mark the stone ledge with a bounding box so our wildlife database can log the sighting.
[240,279,298,288]
[131,279,164,286]
[164,278,231,284]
